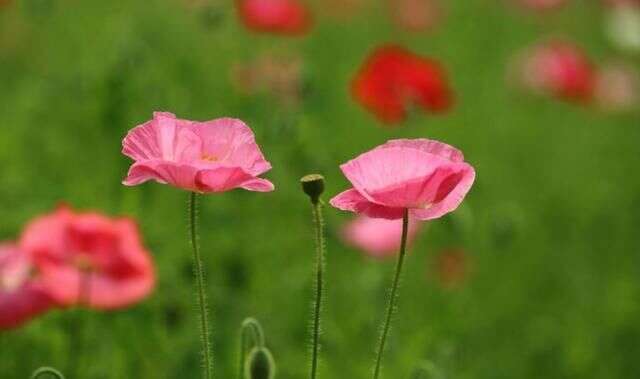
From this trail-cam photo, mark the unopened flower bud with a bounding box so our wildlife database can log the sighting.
[245,347,276,379]
[300,174,325,204]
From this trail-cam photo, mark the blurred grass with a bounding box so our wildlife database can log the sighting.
[1,0,640,378]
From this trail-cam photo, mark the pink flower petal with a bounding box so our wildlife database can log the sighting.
[123,161,200,191]
[0,243,54,330]
[411,165,475,220]
[378,138,464,162]
[332,139,475,220]
[240,178,276,192]
[341,146,451,205]
[329,189,406,219]
[190,117,272,175]
[122,112,274,193]
[368,163,473,210]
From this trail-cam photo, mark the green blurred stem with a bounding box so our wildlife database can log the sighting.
[373,209,410,379]
[189,192,213,379]
[310,200,325,379]
[30,367,66,379]
[238,318,265,379]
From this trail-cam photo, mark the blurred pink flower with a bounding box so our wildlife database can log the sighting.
[389,0,443,32]
[0,243,53,329]
[122,112,274,193]
[236,0,313,35]
[594,63,640,112]
[513,40,596,103]
[330,139,475,220]
[343,216,422,258]
[19,206,155,310]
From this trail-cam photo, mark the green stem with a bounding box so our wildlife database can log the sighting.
[30,367,66,379]
[310,201,325,379]
[373,209,410,379]
[189,192,213,379]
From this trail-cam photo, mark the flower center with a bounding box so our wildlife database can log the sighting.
[201,153,219,162]
[72,255,96,273]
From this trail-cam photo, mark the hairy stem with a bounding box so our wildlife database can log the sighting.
[309,201,326,379]
[373,209,410,379]
[189,192,212,379]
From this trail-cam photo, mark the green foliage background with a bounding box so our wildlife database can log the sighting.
[1,0,639,378]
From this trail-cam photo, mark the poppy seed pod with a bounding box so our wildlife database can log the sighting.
[245,347,276,379]
[301,174,325,204]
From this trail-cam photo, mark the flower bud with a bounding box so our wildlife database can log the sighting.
[245,347,276,379]
[300,174,325,204]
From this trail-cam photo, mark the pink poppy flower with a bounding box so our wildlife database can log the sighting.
[352,45,454,125]
[0,243,53,329]
[122,112,274,193]
[514,40,596,102]
[236,0,313,35]
[330,139,475,220]
[19,206,155,310]
[342,216,422,258]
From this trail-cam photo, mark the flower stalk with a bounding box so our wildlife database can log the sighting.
[300,174,326,379]
[189,192,213,379]
[373,208,410,379]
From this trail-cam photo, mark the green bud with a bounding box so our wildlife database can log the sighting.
[245,347,276,379]
[300,174,325,204]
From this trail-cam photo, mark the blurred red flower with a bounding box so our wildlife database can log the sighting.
[0,243,54,330]
[513,40,596,103]
[236,0,313,35]
[351,44,453,124]
[19,206,155,310]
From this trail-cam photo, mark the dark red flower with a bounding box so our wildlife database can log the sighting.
[351,44,453,124]
[236,0,313,35]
